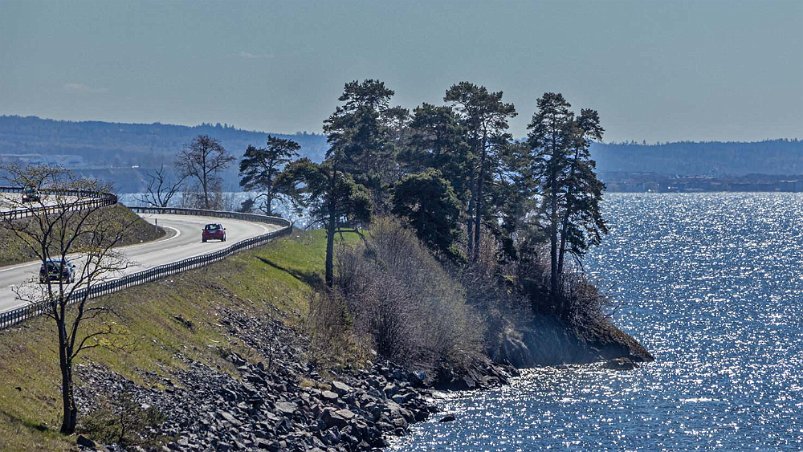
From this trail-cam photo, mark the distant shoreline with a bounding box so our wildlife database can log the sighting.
[601,173,803,193]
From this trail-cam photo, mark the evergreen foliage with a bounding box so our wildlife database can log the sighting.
[444,82,517,261]
[527,93,608,312]
[391,169,462,260]
[239,135,300,215]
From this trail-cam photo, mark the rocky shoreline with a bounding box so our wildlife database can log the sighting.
[75,305,517,451]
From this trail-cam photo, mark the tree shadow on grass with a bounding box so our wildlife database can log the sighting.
[255,257,324,291]
[0,407,53,433]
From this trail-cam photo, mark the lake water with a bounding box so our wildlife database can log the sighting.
[394,193,803,450]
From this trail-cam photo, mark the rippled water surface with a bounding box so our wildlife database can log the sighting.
[395,193,802,450]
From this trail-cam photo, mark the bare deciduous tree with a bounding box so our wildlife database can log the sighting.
[0,164,132,435]
[176,135,235,209]
[138,163,186,207]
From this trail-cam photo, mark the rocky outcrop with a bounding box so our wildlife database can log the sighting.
[493,315,654,367]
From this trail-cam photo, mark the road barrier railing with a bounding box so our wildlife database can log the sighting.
[0,186,118,221]
[0,206,291,330]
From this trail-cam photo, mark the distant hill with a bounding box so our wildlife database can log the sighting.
[591,140,803,176]
[0,115,329,191]
[1,115,801,192]
[0,115,329,165]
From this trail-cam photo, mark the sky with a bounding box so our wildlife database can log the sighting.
[1,0,801,143]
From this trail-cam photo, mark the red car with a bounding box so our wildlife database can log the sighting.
[202,223,227,242]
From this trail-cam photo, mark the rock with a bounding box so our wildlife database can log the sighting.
[320,408,350,429]
[320,390,339,401]
[218,410,243,426]
[500,334,534,368]
[330,381,352,395]
[390,415,408,429]
[334,408,355,421]
[439,414,456,422]
[76,435,95,448]
[391,391,414,404]
[409,370,428,387]
[604,357,638,370]
[274,401,297,415]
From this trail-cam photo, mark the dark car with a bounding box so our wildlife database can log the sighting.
[39,259,76,284]
[21,186,41,203]
[202,223,226,242]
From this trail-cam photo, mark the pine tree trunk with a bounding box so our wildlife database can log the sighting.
[265,189,274,216]
[550,175,559,310]
[466,184,475,259]
[473,148,485,262]
[325,166,337,288]
[557,148,581,279]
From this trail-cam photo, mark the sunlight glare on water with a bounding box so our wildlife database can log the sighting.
[394,193,803,450]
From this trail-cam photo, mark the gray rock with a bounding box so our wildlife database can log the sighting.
[218,410,242,426]
[334,408,355,421]
[274,401,297,415]
[321,390,339,401]
[330,381,352,395]
[604,357,639,370]
[320,408,349,429]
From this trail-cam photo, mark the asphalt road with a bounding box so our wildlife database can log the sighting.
[0,193,78,212]
[0,214,283,314]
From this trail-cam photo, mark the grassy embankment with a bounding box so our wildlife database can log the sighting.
[0,228,354,450]
[0,204,165,267]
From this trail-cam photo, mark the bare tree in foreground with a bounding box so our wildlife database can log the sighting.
[138,163,187,207]
[0,164,132,434]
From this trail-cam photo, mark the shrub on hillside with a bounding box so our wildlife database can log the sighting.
[458,228,532,356]
[80,392,165,448]
[335,218,484,371]
[306,290,370,369]
[516,243,612,331]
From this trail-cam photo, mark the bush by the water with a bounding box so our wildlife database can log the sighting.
[332,218,484,371]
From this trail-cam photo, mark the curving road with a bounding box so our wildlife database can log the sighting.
[0,213,283,314]
[0,193,79,212]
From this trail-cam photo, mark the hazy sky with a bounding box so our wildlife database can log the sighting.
[1,0,801,142]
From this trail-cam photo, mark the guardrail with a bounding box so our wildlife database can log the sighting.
[0,186,118,221]
[0,207,292,330]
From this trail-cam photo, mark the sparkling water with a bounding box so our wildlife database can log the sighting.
[395,193,803,450]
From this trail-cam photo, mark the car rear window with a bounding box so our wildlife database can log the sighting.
[206,224,220,230]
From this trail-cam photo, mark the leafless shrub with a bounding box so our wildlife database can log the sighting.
[335,217,484,371]
[306,290,367,369]
[560,270,612,334]
[458,227,532,356]
[80,392,166,448]
[516,240,612,330]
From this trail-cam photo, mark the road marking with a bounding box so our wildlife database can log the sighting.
[155,226,181,242]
